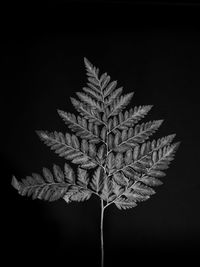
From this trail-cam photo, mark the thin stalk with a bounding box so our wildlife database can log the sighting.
[100,199,105,267]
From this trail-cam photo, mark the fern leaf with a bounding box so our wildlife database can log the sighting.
[109,105,153,132]
[147,142,180,177]
[108,92,134,117]
[70,189,91,202]
[99,72,111,91]
[112,180,126,196]
[57,110,101,143]
[114,181,155,210]
[76,92,103,112]
[114,120,163,152]
[130,182,155,196]
[83,58,102,99]
[106,152,116,174]
[11,57,180,259]
[96,144,106,165]
[88,143,97,157]
[42,167,54,182]
[80,161,97,169]
[84,57,99,80]
[138,175,163,187]
[104,86,123,105]
[36,130,98,169]
[103,80,117,97]
[84,57,103,98]
[64,163,75,183]
[107,133,114,151]
[70,97,105,125]
[90,166,104,193]
[114,197,137,210]
[106,153,126,180]
[151,133,176,151]
[11,176,21,190]
[86,81,101,95]
[113,172,128,187]
[84,57,124,110]
[101,177,115,202]
[11,167,69,201]
[77,168,89,187]
[115,153,124,169]
[82,86,102,101]
[111,134,177,179]
[63,186,91,203]
[53,164,65,182]
[99,126,106,142]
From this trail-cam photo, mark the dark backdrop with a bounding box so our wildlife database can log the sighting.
[2,1,200,267]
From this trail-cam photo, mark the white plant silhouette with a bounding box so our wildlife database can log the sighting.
[12,58,180,267]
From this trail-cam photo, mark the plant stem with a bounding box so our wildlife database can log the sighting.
[100,199,105,267]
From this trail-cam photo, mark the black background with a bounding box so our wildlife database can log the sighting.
[2,1,200,267]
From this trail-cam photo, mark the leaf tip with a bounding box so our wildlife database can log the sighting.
[157,119,164,126]
[83,57,88,64]
[148,104,154,110]
[57,109,62,115]
[173,141,181,150]
[11,175,20,190]
[84,57,92,69]
[169,133,176,139]
[70,97,78,106]
[36,130,49,140]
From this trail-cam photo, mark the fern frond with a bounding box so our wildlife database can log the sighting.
[129,182,155,196]
[11,165,70,201]
[114,181,155,210]
[11,57,180,265]
[137,175,163,187]
[101,177,115,202]
[84,57,99,80]
[106,152,116,174]
[57,109,101,143]
[70,97,105,125]
[90,166,104,193]
[112,180,126,196]
[103,80,117,98]
[64,164,92,202]
[108,105,153,132]
[12,163,95,203]
[110,134,177,179]
[146,141,180,177]
[63,186,91,203]
[114,197,137,210]
[107,92,134,117]
[113,120,163,152]
[122,144,178,179]
[84,58,126,112]
[64,163,75,183]
[82,86,102,101]
[104,87,123,106]
[99,72,111,91]
[36,130,98,169]
[77,168,89,187]
[76,92,103,112]
[112,141,175,210]
[96,144,107,165]
[113,172,129,187]
[84,57,102,98]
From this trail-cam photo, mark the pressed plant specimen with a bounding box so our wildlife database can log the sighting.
[12,58,180,267]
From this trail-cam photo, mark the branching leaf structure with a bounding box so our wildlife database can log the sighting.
[11,57,180,267]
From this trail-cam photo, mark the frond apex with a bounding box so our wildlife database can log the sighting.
[84,57,92,68]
